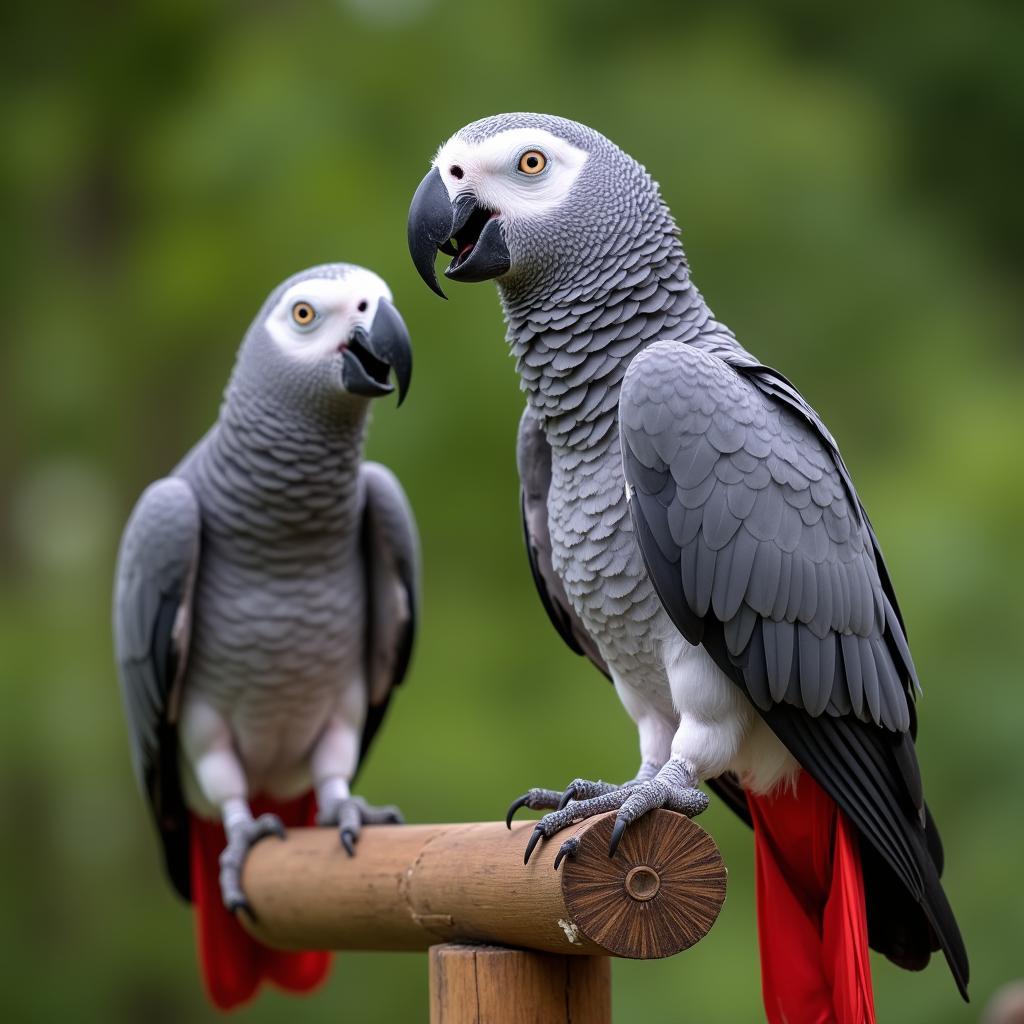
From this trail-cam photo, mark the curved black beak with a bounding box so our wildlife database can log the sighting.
[407,167,453,298]
[407,167,510,298]
[341,297,413,405]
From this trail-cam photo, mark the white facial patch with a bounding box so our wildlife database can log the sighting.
[265,269,392,361]
[432,127,588,221]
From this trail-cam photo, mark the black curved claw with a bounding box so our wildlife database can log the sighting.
[608,817,628,858]
[228,896,257,923]
[557,786,576,811]
[341,829,357,857]
[524,825,545,865]
[553,837,580,871]
[506,795,531,829]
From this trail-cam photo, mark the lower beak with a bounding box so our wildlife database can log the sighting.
[341,297,413,405]
[407,167,510,298]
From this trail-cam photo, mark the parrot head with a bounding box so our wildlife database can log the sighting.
[242,263,413,407]
[407,113,670,300]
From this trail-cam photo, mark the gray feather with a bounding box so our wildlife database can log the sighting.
[113,477,200,793]
[360,462,420,710]
[517,406,610,677]
[620,340,912,731]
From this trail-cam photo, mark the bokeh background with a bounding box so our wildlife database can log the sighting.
[2,1,1022,1021]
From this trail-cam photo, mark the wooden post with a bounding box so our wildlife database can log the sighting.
[429,944,611,1024]
[241,808,726,960]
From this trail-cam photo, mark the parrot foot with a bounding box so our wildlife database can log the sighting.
[553,836,580,871]
[505,784,621,827]
[219,812,286,915]
[506,760,662,828]
[519,759,707,866]
[555,778,623,810]
[555,760,661,810]
[523,787,638,864]
[607,758,708,857]
[318,795,403,856]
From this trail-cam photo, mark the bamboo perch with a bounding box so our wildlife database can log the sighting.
[241,808,727,960]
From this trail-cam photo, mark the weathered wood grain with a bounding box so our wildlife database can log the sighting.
[240,809,726,961]
[429,944,611,1024]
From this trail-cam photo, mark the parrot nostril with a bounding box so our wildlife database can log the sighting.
[449,165,464,180]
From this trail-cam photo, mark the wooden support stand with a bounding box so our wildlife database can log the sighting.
[429,944,611,1024]
[241,808,726,1018]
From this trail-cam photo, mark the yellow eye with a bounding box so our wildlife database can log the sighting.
[518,150,546,175]
[291,301,317,327]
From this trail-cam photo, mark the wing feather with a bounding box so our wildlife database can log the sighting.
[619,340,967,992]
[113,477,200,899]
[358,462,420,766]
[517,407,611,679]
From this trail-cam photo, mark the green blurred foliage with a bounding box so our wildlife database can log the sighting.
[1,1,1022,1021]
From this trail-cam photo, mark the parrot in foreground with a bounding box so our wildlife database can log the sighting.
[113,263,417,1010]
[408,114,968,1021]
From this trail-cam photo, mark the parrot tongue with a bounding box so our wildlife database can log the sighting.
[448,204,494,272]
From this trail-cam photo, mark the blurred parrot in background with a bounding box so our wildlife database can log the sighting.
[113,263,417,1010]
[408,113,968,1022]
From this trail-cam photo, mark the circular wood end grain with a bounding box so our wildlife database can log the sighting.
[624,865,661,901]
[560,810,727,959]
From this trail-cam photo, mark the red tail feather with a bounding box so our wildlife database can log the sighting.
[747,772,876,1024]
[189,793,331,1011]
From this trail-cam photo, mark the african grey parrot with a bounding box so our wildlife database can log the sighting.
[113,263,417,1010]
[408,114,968,1021]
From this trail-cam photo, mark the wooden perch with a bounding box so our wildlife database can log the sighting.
[241,808,727,960]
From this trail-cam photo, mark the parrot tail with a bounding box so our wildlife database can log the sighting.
[746,771,876,1024]
[189,793,331,1011]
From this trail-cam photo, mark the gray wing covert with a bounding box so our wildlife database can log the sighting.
[619,340,968,994]
[113,476,200,899]
[619,341,911,731]
[358,462,420,764]
[517,406,610,679]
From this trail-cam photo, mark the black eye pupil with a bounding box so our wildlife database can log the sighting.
[450,165,464,179]
[527,156,538,167]
[358,300,368,312]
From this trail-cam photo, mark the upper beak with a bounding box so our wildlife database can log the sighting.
[407,167,510,298]
[341,297,413,405]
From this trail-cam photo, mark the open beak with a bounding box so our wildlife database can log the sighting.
[407,167,510,298]
[340,297,413,405]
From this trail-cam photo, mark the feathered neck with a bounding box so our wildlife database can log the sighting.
[497,220,714,456]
